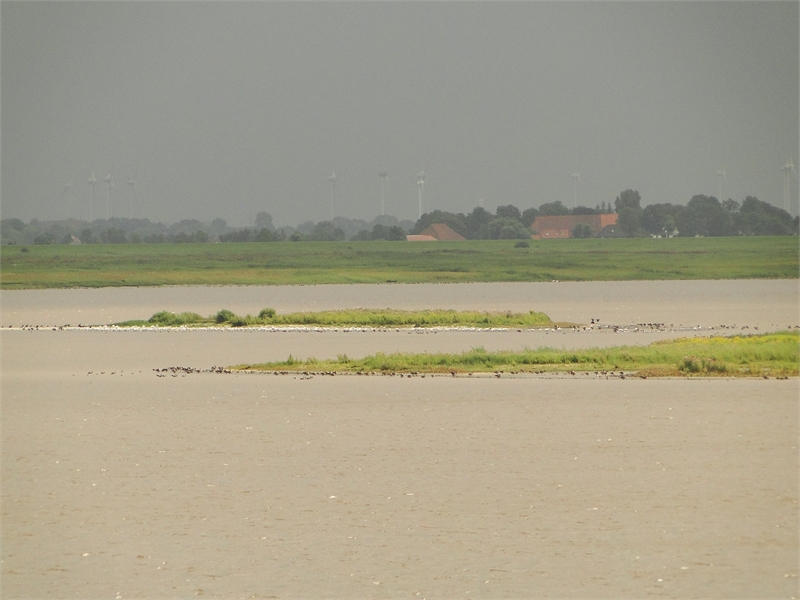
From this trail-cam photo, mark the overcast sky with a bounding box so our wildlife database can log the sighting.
[2,1,798,227]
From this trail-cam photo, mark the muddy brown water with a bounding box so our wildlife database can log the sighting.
[2,281,798,598]
[2,279,798,329]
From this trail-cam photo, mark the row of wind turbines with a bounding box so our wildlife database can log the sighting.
[60,166,138,222]
[61,159,797,224]
[715,159,796,212]
[327,169,428,220]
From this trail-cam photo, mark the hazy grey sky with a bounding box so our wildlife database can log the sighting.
[2,1,798,226]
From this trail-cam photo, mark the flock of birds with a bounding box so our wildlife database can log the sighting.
[8,320,798,380]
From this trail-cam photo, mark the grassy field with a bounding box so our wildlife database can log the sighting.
[1,236,797,289]
[232,332,800,378]
[117,307,555,328]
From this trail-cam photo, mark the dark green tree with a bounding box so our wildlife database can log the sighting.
[495,204,521,221]
[488,218,531,240]
[572,223,594,238]
[209,218,228,238]
[736,196,797,236]
[614,189,641,212]
[219,229,253,242]
[642,203,680,236]
[255,212,275,231]
[350,229,372,241]
[617,207,643,237]
[537,201,569,216]
[613,190,644,237]
[80,228,94,244]
[309,221,345,241]
[411,211,468,238]
[520,207,539,228]
[102,228,127,244]
[464,207,494,239]
[722,199,740,213]
[255,228,274,242]
[571,206,597,215]
[2,218,25,233]
[674,195,733,237]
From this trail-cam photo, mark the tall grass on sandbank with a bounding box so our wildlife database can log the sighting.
[232,332,800,378]
[115,307,555,328]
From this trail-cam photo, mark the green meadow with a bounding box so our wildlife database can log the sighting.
[233,332,800,379]
[1,236,797,289]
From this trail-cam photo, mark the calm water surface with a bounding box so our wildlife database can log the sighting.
[2,280,798,599]
[1,279,797,327]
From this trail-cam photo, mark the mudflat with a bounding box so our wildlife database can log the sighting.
[2,280,798,598]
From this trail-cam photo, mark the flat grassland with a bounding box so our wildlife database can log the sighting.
[2,236,797,288]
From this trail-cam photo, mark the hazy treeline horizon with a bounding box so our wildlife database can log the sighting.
[2,189,797,247]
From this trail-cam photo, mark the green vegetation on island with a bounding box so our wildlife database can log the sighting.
[115,307,554,329]
[232,332,800,379]
[2,236,797,289]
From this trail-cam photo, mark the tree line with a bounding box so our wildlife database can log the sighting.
[2,191,796,246]
[410,191,798,239]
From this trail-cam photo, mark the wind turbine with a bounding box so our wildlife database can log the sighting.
[716,168,727,201]
[781,158,796,212]
[417,170,426,218]
[125,164,138,219]
[102,166,118,220]
[570,172,580,209]
[327,170,337,220]
[60,182,78,200]
[86,169,98,222]
[59,182,79,217]
[378,171,389,215]
[125,176,136,219]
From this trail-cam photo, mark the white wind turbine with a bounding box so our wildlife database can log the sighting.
[60,182,78,200]
[417,170,426,218]
[86,169,98,222]
[378,171,389,215]
[125,164,138,219]
[327,170,337,219]
[571,172,580,209]
[59,182,79,217]
[102,165,118,220]
[716,168,727,201]
[781,158,796,212]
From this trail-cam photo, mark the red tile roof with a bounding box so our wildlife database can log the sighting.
[419,223,466,241]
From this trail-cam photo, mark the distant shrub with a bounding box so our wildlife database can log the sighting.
[259,308,276,319]
[680,355,727,374]
[514,240,530,248]
[229,315,248,327]
[34,233,54,245]
[149,311,204,326]
[215,309,236,324]
[20,246,29,253]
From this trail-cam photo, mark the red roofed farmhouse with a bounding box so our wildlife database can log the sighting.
[407,223,466,241]
[529,214,618,239]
